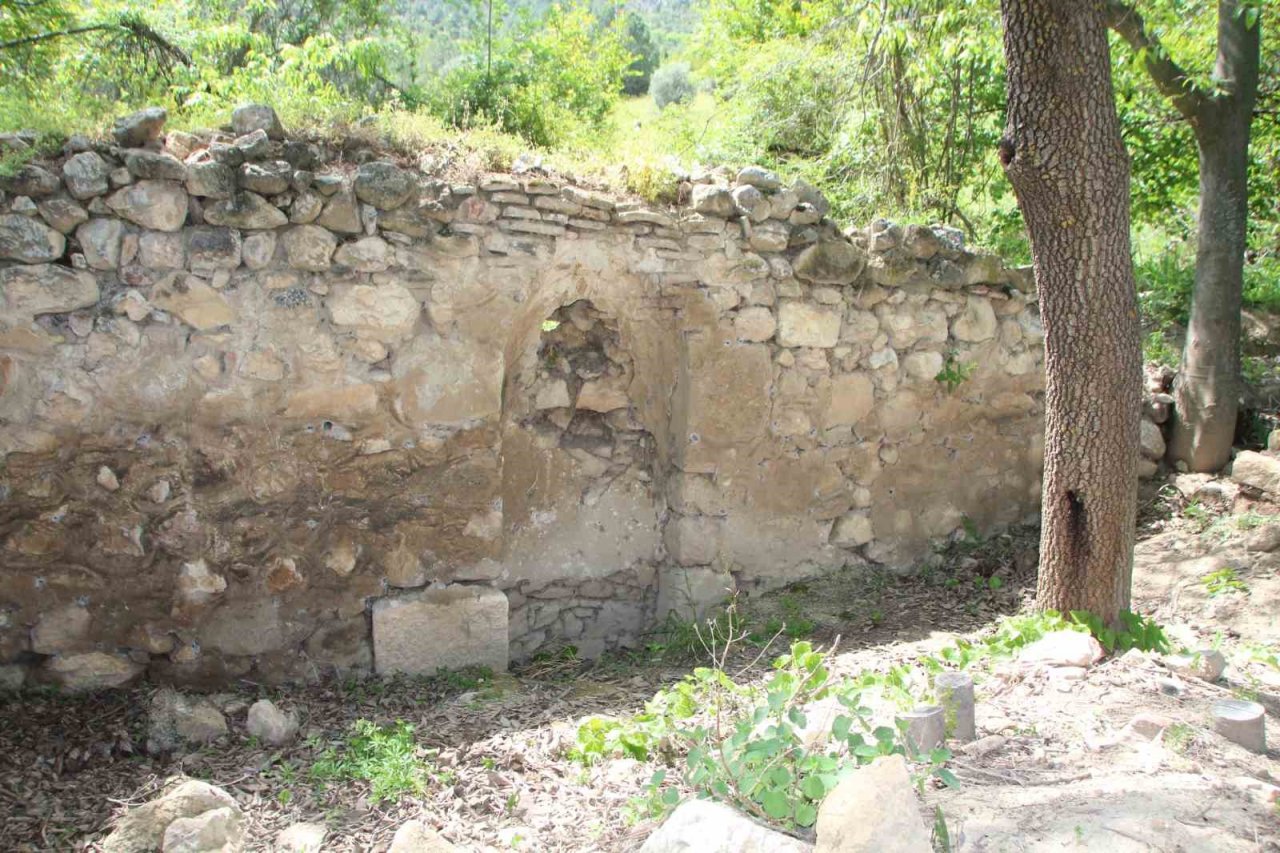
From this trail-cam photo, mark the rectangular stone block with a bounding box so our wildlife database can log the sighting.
[372,586,509,675]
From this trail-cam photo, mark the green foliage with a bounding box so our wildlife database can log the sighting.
[620,13,659,96]
[624,161,681,204]
[1143,330,1180,369]
[935,351,976,393]
[1067,610,1170,655]
[649,62,695,110]
[310,719,432,803]
[1201,567,1249,598]
[576,641,957,831]
[423,3,632,148]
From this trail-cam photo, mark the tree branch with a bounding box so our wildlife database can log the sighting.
[1104,0,1208,121]
[0,23,114,52]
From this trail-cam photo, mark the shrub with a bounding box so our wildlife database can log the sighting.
[310,719,432,803]
[650,63,695,110]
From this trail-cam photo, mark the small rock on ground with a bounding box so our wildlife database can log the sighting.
[388,819,457,852]
[246,698,299,746]
[1017,630,1104,668]
[274,822,327,852]
[103,779,242,853]
[638,799,812,853]
[815,754,931,853]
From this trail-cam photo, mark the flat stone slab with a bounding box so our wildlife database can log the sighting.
[372,586,508,675]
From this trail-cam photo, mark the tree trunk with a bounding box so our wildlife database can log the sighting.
[1168,120,1251,470]
[999,0,1142,624]
[1167,3,1260,472]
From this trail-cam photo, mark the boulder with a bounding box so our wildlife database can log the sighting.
[76,217,125,270]
[148,688,228,753]
[1140,419,1166,461]
[37,196,89,233]
[30,604,90,654]
[1017,630,1104,668]
[831,513,873,548]
[112,107,167,148]
[282,224,337,271]
[203,192,287,230]
[103,779,241,853]
[0,213,65,262]
[1165,648,1227,683]
[275,823,327,853]
[231,103,285,140]
[124,149,186,182]
[63,152,111,199]
[1232,451,1280,495]
[354,161,415,209]
[793,240,866,285]
[106,181,189,231]
[777,302,841,348]
[0,263,99,318]
[162,806,242,853]
[1244,523,1280,553]
[238,161,291,195]
[185,162,235,200]
[186,226,243,271]
[736,166,782,191]
[372,586,508,676]
[316,184,362,234]
[814,755,932,853]
[334,236,391,272]
[245,698,299,746]
[731,185,769,223]
[639,799,811,853]
[388,820,456,852]
[691,184,735,218]
[951,296,998,343]
[2,163,60,197]
[44,652,144,691]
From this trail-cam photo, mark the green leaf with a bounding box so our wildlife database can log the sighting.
[935,767,961,789]
[760,789,791,820]
[800,774,826,799]
[795,802,818,827]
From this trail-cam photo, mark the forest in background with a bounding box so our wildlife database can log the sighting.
[1,0,1278,366]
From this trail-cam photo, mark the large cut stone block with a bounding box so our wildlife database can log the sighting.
[373,586,509,675]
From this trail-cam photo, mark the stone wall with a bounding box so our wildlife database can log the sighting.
[0,107,1057,690]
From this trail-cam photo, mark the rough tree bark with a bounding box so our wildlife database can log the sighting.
[999,0,1143,624]
[1106,0,1260,473]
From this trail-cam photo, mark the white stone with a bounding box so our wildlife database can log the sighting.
[372,586,509,675]
[1140,419,1166,461]
[148,688,228,752]
[45,652,144,691]
[246,698,299,745]
[161,806,242,853]
[388,820,456,852]
[639,799,810,853]
[951,296,997,342]
[734,306,777,342]
[1232,450,1280,494]
[328,283,420,342]
[815,754,931,853]
[30,604,90,654]
[103,780,241,853]
[176,559,227,605]
[276,823,328,853]
[778,302,841,348]
[1018,630,1104,668]
[831,513,873,547]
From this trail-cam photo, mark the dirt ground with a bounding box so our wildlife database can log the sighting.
[2,476,1278,852]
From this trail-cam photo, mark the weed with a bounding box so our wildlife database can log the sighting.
[311,719,432,803]
[1201,567,1249,598]
[935,351,976,393]
[434,665,494,691]
[933,806,953,852]
[1164,723,1196,754]
[1142,329,1180,368]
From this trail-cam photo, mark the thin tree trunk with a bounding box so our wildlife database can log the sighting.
[1169,122,1251,470]
[999,0,1142,625]
[1167,4,1260,471]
